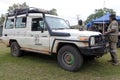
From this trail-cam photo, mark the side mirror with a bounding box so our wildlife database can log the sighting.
[40,21,47,33]
[66,20,70,26]
[39,21,44,33]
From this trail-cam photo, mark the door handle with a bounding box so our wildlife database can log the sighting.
[4,34,7,36]
[42,36,47,37]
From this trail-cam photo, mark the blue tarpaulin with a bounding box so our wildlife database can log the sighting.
[92,13,120,23]
[86,21,93,28]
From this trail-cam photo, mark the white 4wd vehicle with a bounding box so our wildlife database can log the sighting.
[2,8,107,72]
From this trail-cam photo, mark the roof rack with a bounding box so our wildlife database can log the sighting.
[7,7,50,17]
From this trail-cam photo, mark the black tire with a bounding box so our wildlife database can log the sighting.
[57,45,83,72]
[10,42,22,57]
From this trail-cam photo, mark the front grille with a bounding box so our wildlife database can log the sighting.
[95,35,104,44]
[89,35,105,47]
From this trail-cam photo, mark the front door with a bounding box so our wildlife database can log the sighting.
[24,18,50,54]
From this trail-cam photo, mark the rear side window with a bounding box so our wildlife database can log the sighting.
[15,17,26,28]
[5,19,14,29]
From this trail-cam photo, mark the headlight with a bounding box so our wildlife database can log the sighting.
[90,37,95,46]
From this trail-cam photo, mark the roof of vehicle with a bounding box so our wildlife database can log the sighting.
[6,7,50,17]
[6,7,63,20]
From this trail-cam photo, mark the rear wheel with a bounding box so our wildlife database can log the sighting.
[10,42,22,57]
[57,45,83,72]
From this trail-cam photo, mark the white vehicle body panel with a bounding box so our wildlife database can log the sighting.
[2,12,102,55]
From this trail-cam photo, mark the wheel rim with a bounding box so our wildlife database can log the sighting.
[62,51,75,66]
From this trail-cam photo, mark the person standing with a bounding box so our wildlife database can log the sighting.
[75,20,84,30]
[105,14,119,65]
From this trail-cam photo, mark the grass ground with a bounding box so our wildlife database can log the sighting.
[0,41,120,80]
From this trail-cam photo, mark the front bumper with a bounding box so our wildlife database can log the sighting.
[79,46,107,56]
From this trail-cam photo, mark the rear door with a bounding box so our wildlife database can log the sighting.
[2,17,15,44]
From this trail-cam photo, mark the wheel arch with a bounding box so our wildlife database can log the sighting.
[56,42,81,54]
[9,39,19,47]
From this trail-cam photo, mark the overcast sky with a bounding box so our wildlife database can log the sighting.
[0,0,120,25]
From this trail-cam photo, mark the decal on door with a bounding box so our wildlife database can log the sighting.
[34,34,42,45]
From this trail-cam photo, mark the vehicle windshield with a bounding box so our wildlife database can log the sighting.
[45,16,70,30]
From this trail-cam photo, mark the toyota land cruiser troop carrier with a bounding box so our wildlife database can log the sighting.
[2,8,107,72]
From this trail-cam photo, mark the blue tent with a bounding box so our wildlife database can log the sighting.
[86,21,93,28]
[92,13,120,23]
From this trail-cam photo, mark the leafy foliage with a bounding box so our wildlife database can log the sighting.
[0,2,29,25]
[85,8,116,24]
[49,8,58,16]
[8,2,29,12]
[0,14,5,25]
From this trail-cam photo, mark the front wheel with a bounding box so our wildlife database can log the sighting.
[10,42,22,57]
[57,45,83,72]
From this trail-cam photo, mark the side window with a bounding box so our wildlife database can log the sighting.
[5,19,14,29]
[16,17,26,28]
[32,18,47,31]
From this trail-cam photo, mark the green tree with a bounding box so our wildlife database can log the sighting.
[49,8,58,16]
[8,2,29,12]
[0,14,5,25]
[0,2,29,25]
[85,8,116,24]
